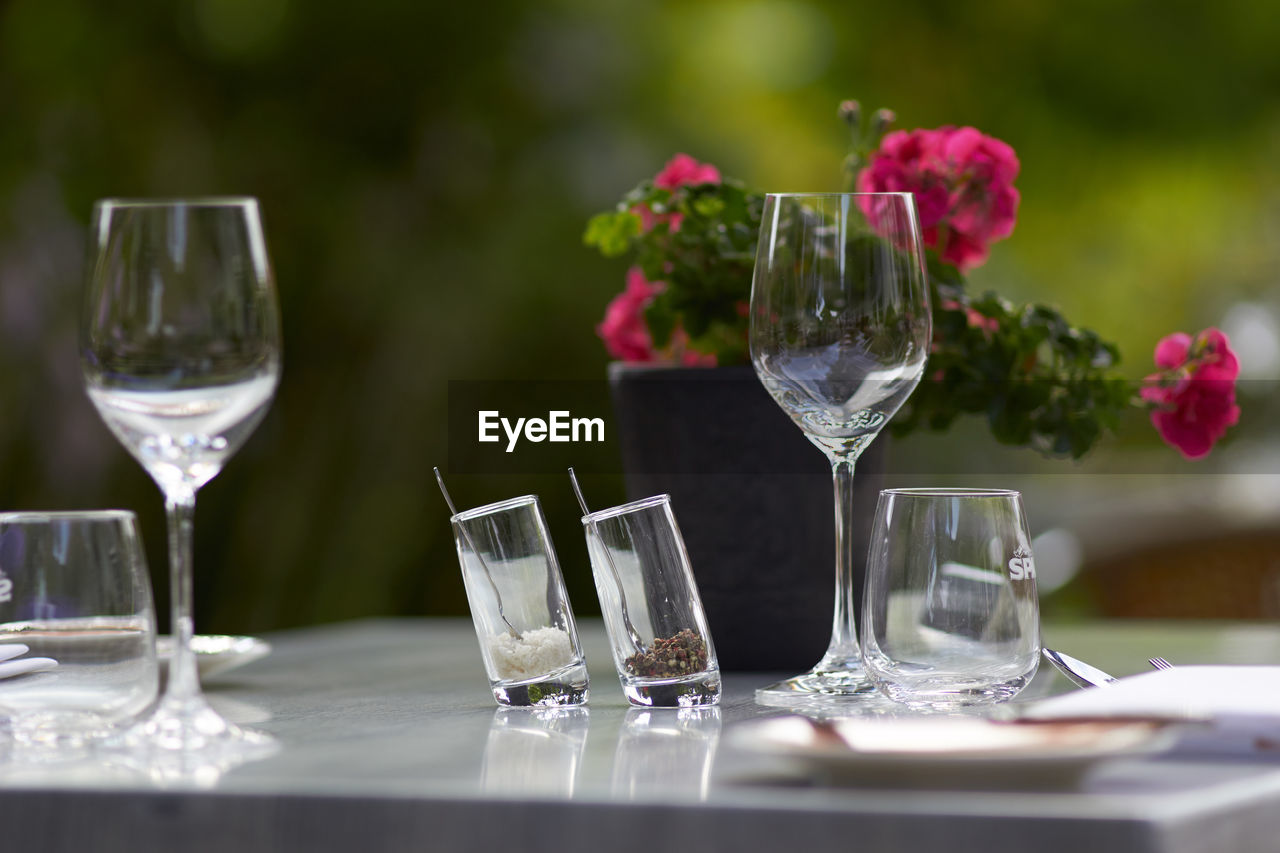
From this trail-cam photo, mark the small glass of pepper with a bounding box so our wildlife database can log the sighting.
[580,494,720,707]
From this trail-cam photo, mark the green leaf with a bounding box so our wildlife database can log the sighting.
[583,211,641,257]
[691,195,725,218]
[926,251,965,290]
[644,294,677,349]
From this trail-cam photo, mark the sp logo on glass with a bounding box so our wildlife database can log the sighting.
[1007,546,1036,581]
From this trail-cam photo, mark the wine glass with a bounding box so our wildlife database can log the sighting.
[749,192,931,704]
[80,198,281,752]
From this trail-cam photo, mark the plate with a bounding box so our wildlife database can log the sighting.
[729,715,1178,789]
[156,635,272,679]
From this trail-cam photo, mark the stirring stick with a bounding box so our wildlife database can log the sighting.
[568,468,645,654]
[434,467,520,639]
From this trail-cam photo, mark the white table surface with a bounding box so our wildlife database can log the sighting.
[1,618,1279,853]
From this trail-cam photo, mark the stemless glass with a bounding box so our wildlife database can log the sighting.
[581,495,720,708]
[0,511,158,745]
[861,489,1041,708]
[80,198,281,753]
[451,496,589,707]
[749,193,931,704]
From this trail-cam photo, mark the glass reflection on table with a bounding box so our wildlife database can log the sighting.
[612,707,721,800]
[481,707,590,797]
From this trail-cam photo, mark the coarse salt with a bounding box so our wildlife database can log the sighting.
[488,626,573,680]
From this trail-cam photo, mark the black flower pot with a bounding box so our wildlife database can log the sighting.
[607,363,885,672]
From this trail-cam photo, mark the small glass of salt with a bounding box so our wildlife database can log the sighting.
[451,495,589,707]
[581,495,720,707]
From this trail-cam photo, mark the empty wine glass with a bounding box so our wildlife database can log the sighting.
[749,192,931,704]
[80,198,281,753]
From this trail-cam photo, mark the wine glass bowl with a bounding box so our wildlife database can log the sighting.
[749,192,930,704]
[84,375,278,497]
[752,195,930,457]
[80,198,281,754]
[82,199,279,497]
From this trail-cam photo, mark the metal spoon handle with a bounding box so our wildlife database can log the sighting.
[434,468,520,639]
[569,468,645,654]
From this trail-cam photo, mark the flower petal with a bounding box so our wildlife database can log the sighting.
[1153,332,1192,370]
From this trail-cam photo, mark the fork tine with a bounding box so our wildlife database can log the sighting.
[1148,657,1173,670]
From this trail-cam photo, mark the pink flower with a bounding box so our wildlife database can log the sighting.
[632,204,671,233]
[940,298,999,336]
[633,154,722,234]
[857,126,1020,271]
[669,329,719,367]
[598,267,660,362]
[1140,327,1240,459]
[653,153,721,190]
[596,267,718,366]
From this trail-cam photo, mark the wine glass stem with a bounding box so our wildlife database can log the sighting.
[164,489,201,704]
[825,456,862,665]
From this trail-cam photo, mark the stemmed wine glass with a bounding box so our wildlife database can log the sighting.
[749,192,931,704]
[80,198,281,752]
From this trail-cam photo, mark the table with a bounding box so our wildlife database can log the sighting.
[2,619,1279,853]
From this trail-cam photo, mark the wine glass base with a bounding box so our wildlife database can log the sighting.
[113,695,277,755]
[104,696,278,786]
[755,664,882,708]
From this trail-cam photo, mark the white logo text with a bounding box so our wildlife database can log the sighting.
[1008,547,1036,581]
[478,410,606,453]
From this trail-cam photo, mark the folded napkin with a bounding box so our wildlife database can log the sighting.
[0,643,57,680]
[1024,666,1280,756]
[0,656,57,679]
[0,644,29,663]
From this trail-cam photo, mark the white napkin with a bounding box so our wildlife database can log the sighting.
[0,656,57,679]
[0,643,57,679]
[0,644,29,663]
[1024,666,1280,756]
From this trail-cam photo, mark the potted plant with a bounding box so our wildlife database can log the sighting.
[586,102,1241,670]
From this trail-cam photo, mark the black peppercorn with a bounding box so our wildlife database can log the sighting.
[624,629,709,678]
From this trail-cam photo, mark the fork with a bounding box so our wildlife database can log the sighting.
[1148,656,1175,670]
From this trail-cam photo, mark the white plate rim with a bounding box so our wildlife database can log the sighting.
[155,634,272,677]
[729,715,1180,772]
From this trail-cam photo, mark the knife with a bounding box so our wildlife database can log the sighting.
[1042,648,1119,689]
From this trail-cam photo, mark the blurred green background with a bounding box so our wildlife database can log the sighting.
[1,0,1279,631]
